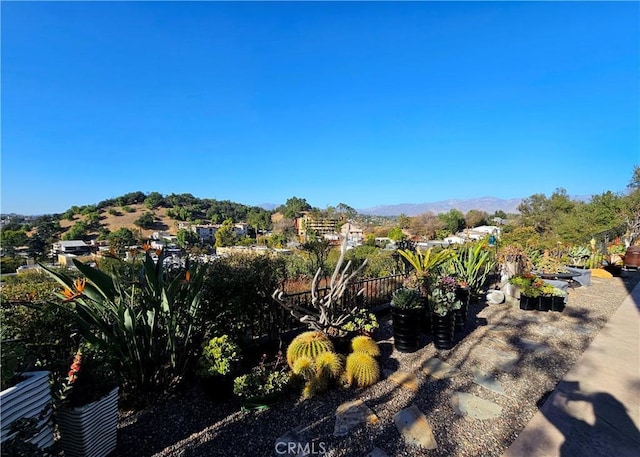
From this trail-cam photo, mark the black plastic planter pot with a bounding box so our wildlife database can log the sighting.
[538,296,552,312]
[454,303,468,332]
[550,296,565,312]
[431,312,455,350]
[520,295,538,311]
[392,307,421,353]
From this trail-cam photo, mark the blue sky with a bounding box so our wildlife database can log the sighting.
[2,1,639,215]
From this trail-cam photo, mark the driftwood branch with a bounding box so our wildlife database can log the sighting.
[272,237,368,334]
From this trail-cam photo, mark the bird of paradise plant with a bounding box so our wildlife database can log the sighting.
[41,249,206,399]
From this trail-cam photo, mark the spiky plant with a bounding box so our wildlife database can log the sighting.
[291,356,315,380]
[286,331,334,369]
[315,351,343,379]
[351,335,380,357]
[345,352,380,388]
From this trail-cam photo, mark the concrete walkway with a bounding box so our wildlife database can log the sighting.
[504,279,640,457]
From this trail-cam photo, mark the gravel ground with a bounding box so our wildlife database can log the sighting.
[113,270,639,457]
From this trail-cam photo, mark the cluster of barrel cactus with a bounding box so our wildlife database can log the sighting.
[286,331,381,399]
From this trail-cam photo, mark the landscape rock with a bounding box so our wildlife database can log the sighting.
[393,405,437,449]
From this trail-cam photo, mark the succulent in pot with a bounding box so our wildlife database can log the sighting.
[391,287,423,310]
[390,287,423,353]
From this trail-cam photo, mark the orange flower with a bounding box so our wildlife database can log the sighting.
[142,242,151,251]
[185,270,191,282]
[74,278,86,294]
[62,287,75,299]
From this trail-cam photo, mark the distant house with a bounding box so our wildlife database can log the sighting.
[52,240,91,256]
[189,223,250,243]
[340,223,364,245]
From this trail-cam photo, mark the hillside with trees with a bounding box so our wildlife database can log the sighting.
[1,166,638,273]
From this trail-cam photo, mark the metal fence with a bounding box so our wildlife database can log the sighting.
[275,273,406,333]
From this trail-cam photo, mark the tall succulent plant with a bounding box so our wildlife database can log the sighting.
[41,249,206,397]
[273,238,368,336]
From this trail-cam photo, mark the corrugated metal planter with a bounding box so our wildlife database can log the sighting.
[57,387,118,457]
[0,370,54,449]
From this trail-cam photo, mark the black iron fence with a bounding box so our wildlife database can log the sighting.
[270,274,406,336]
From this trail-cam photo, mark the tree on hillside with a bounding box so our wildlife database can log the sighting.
[388,226,406,241]
[247,209,271,238]
[144,192,164,209]
[300,238,331,277]
[409,212,444,240]
[108,227,137,254]
[134,212,155,229]
[438,209,465,235]
[517,188,574,236]
[622,166,640,246]
[398,213,411,229]
[277,196,312,219]
[63,221,88,241]
[464,209,489,228]
[336,203,358,220]
[176,228,199,248]
[215,219,238,247]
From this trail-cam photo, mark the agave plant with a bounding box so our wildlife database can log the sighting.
[451,241,496,298]
[41,249,206,397]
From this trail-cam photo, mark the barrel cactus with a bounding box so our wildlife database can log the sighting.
[344,352,380,388]
[286,331,334,369]
[351,335,380,357]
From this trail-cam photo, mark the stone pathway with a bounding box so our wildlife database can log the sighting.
[271,275,637,457]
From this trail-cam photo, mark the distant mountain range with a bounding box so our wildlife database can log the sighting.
[357,197,524,217]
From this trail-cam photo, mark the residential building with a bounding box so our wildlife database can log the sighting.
[296,212,340,240]
[52,240,91,256]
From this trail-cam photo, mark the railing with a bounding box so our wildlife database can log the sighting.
[273,274,407,335]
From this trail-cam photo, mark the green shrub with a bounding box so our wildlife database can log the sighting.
[198,335,242,377]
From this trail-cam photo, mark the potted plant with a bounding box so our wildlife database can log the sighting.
[390,287,423,353]
[568,246,590,269]
[1,338,54,452]
[454,279,469,332]
[508,273,540,311]
[451,241,496,303]
[339,308,379,338]
[429,275,463,350]
[197,335,242,401]
[55,343,119,457]
[233,352,291,411]
[538,283,556,312]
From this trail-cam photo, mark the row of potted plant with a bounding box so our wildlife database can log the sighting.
[508,273,566,312]
[390,276,467,352]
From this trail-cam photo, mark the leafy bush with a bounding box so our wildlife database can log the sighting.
[233,351,291,401]
[198,335,242,377]
[201,253,287,341]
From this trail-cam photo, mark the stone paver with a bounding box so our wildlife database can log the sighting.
[450,391,503,420]
[383,369,420,392]
[393,405,438,449]
[471,346,520,373]
[333,399,379,437]
[420,357,460,379]
[518,337,551,354]
[275,426,310,457]
[472,367,506,396]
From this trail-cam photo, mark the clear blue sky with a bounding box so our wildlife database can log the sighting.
[2,1,639,215]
